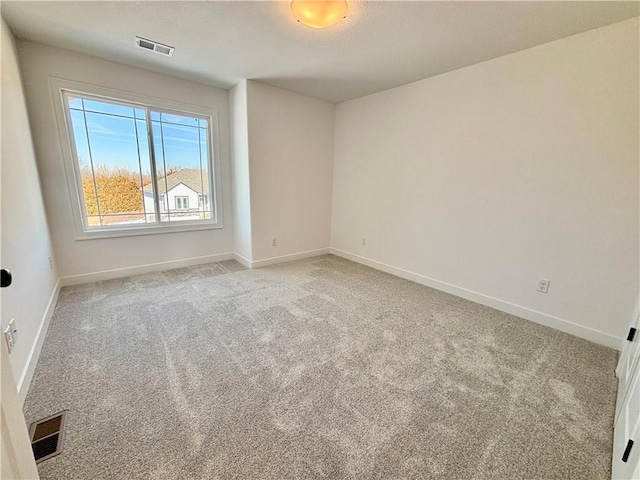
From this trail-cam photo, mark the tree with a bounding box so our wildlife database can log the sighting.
[81,164,144,216]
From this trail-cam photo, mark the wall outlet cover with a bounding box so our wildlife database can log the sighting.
[4,324,15,353]
[536,279,551,293]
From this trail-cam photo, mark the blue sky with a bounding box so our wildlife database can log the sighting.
[68,97,209,175]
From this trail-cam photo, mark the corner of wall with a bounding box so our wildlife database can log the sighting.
[229,80,254,262]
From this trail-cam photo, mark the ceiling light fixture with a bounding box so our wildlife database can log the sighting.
[290,0,348,29]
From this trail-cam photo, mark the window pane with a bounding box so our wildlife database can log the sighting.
[68,96,83,109]
[81,99,135,118]
[160,112,199,127]
[150,110,213,223]
[66,96,154,227]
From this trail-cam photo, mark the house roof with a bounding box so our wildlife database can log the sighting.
[143,169,209,196]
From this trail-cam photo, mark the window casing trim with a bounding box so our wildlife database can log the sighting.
[49,77,224,240]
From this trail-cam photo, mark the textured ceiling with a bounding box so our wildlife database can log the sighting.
[2,1,638,103]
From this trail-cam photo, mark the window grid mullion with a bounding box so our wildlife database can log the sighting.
[197,124,205,217]
[133,119,148,224]
[145,108,162,224]
[158,115,170,222]
[80,100,104,226]
[69,108,137,122]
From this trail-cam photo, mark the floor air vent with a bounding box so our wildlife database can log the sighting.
[29,411,67,463]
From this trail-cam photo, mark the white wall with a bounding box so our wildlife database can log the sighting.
[246,80,334,262]
[331,18,639,346]
[1,339,39,479]
[16,40,234,278]
[230,81,253,262]
[1,19,59,398]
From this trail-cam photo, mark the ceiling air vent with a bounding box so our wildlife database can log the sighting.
[135,37,174,57]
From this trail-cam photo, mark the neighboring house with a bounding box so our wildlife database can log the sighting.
[142,169,210,216]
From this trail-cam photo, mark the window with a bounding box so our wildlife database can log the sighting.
[175,196,189,210]
[54,81,222,239]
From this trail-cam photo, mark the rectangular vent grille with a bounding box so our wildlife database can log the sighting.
[136,37,175,57]
[29,411,67,463]
[33,433,60,461]
[137,38,155,50]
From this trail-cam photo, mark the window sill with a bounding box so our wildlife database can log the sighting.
[75,220,223,241]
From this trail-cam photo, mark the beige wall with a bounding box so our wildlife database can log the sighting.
[246,80,334,262]
[15,40,234,278]
[1,18,59,399]
[331,18,640,346]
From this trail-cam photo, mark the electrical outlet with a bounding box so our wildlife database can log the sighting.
[536,279,550,293]
[4,319,16,353]
[271,237,277,247]
[361,237,367,247]
[48,256,54,270]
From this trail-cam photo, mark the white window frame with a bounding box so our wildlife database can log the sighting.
[49,77,224,240]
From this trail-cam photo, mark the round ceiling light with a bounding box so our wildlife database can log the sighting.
[290,0,348,29]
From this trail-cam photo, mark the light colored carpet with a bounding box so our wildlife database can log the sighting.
[24,255,618,479]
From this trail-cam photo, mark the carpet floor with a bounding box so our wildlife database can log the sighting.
[24,255,618,479]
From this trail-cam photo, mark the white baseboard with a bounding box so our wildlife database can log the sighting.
[239,248,330,269]
[329,248,621,350]
[17,279,61,403]
[233,253,253,269]
[59,252,236,286]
